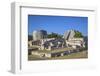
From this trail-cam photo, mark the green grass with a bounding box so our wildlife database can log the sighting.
[28,55,48,60]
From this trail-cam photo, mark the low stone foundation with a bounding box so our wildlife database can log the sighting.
[31,49,80,58]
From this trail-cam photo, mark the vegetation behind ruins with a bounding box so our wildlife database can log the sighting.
[74,31,83,38]
[47,32,63,38]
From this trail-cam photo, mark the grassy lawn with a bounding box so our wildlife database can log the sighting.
[28,50,88,61]
[28,55,48,60]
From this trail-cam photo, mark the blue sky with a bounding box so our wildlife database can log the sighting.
[28,15,88,36]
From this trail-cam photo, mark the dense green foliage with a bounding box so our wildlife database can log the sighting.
[47,32,63,38]
[74,31,83,38]
[84,36,88,50]
[28,35,33,41]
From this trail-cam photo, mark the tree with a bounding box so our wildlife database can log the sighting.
[47,32,63,38]
[74,31,83,38]
[28,35,33,41]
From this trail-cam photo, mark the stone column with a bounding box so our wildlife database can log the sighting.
[61,53,64,56]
